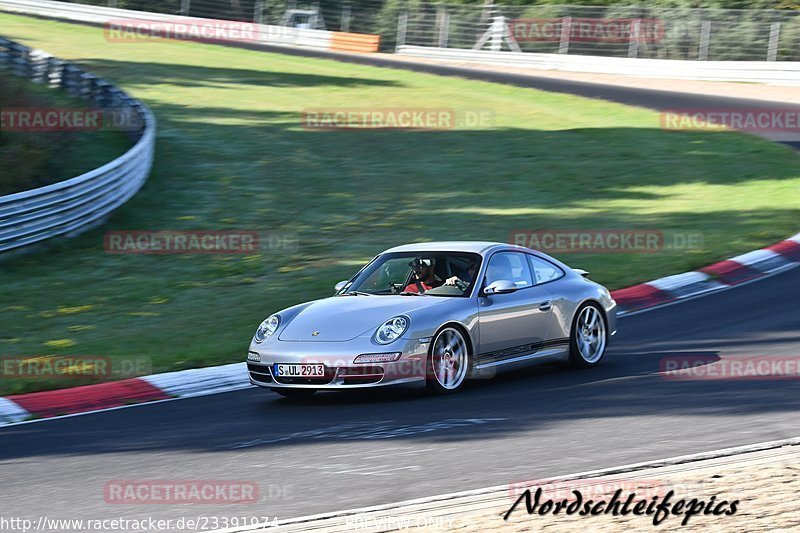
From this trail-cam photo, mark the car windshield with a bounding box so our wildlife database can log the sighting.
[341,252,482,297]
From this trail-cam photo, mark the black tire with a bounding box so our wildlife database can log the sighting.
[272,388,316,398]
[426,326,472,395]
[568,302,608,369]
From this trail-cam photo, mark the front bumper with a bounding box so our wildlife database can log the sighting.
[247,337,429,390]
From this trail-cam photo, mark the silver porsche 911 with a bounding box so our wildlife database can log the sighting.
[246,242,617,397]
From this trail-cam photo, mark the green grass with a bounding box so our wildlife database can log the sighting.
[0,73,131,195]
[0,12,798,395]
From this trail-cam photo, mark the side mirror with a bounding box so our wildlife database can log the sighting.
[334,280,350,293]
[483,279,518,295]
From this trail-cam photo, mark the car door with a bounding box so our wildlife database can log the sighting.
[476,251,556,366]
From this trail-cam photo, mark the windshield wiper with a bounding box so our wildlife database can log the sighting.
[346,290,372,296]
[399,291,424,296]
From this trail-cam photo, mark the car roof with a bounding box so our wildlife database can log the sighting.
[383,241,528,255]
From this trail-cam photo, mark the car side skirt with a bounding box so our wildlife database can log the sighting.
[474,338,570,370]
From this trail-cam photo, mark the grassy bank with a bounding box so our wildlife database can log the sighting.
[0,72,131,195]
[0,12,797,395]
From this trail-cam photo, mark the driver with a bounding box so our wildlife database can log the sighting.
[444,259,479,290]
[403,257,442,293]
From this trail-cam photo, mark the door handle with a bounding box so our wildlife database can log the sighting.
[539,301,552,311]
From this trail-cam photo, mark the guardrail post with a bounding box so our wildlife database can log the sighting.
[767,22,781,61]
[628,19,641,58]
[396,11,407,52]
[93,79,111,107]
[45,57,62,88]
[437,5,449,48]
[27,51,46,83]
[10,43,31,78]
[341,4,351,32]
[180,0,190,16]
[62,64,80,96]
[0,38,8,69]
[559,16,571,54]
[698,20,711,60]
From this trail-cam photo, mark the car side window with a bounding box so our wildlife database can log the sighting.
[486,252,533,288]
[528,255,565,285]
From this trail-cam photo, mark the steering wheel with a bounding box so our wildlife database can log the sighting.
[388,282,404,294]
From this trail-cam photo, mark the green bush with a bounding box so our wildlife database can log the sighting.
[0,73,130,196]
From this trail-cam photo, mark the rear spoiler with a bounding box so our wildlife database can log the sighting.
[573,268,590,277]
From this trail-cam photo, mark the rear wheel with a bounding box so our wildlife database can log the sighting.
[568,303,607,369]
[272,388,316,399]
[427,326,471,394]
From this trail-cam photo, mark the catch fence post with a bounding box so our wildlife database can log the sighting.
[396,11,408,52]
[559,16,571,54]
[767,22,781,61]
[698,20,711,60]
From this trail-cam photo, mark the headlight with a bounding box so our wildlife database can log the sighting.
[254,315,280,343]
[374,316,409,345]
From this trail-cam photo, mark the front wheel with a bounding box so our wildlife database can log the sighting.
[272,388,316,399]
[427,326,471,394]
[568,303,608,369]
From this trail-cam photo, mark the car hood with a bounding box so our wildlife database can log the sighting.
[278,295,447,342]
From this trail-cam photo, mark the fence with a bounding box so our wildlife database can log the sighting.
[0,0,381,52]
[0,37,156,253]
[36,1,800,59]
[51,0,390,36]
[398,4,800,62]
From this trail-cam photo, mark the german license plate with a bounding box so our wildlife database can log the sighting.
[273,363,325,377]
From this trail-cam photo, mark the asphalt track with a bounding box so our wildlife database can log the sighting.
[2,267,799,526]
[1,44,799,529]
[246,43,800,148]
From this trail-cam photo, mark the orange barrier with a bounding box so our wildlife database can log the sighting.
[330,31,381,53]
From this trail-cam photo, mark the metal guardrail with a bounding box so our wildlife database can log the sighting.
[396,45,800,85]
[0,37,156,253]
